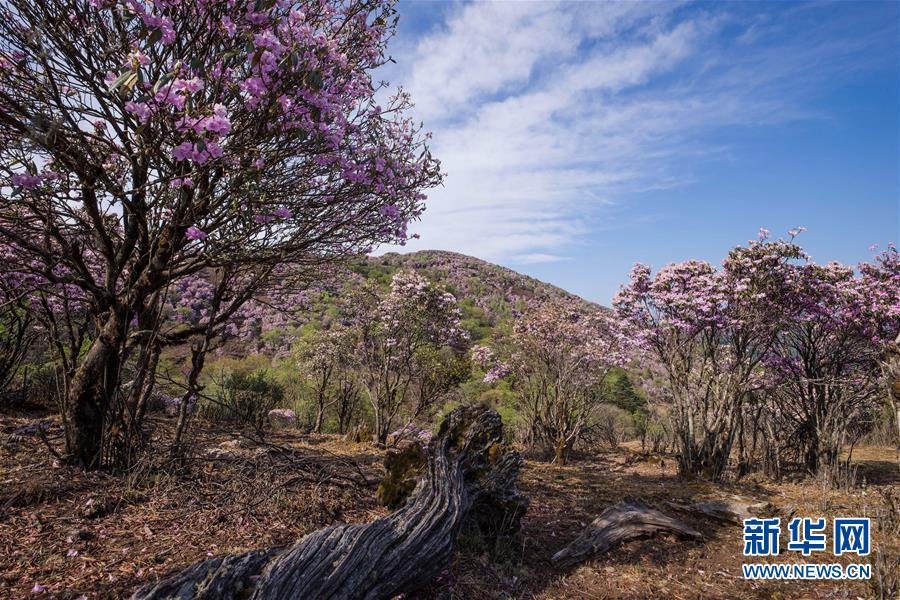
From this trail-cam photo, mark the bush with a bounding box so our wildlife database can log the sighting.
[590,404,633,448]
[202,369,284,434]
[22,362,63,410]
[644,404,675,453]
[477,388,520,443]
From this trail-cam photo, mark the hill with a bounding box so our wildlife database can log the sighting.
[340,250,601,343]
[204,249,604,373]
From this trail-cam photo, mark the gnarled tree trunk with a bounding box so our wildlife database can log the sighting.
[64,307,128,469]
[131,406,527,600]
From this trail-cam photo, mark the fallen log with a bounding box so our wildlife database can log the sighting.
[551,500,702,568]
[131,406,526,600]
[664,498,767,525]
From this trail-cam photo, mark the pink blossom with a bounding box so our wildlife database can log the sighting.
[191,148,210,164]
[172,142,194,161]
[173,78,205,94]
[203,114,231,135]
[125,101,151,123]
[245,11,268,25]
[11,174,43,189]
[206,142,224,159]
[221,16,237,36]
[185,227,207,240]
[241,77,267,98]
[127,48,150,66]
[170,178,194,189]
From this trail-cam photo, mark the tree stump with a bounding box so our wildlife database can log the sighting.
[551,499,702,568]
[131,406,527,599]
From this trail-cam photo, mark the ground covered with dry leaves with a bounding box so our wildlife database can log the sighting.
[1,409,897,599]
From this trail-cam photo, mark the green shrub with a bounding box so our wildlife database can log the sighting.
[201,369,284,434]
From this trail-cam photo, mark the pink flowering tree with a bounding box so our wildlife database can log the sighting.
[866,246,900,443]
[0,271,35,393]
[296,325,354,434]
[0,0,441,468]
[0,239,95,408]
[348,270,467,443]
[170,268,311,357]
[470,344,511,384]
[764,245,899,481]
[507,300,630,465]
[615,231,805,480]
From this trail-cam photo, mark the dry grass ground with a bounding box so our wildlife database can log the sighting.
[1,411,897,599]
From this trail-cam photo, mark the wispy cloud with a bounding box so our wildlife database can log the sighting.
[378,1,893,265]
[513,253,572,265]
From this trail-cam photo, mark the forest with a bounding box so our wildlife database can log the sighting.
[0,0,898,598]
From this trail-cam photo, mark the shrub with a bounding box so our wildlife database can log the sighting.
[202,370,284,434]
[21,362,63,410]
[590,404,633,449]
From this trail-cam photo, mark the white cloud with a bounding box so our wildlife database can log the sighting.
[512,253,572,265]
[377,1,891,265]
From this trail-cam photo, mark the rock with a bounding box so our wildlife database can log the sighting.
[386,424,433,447]
[267,409,297,429]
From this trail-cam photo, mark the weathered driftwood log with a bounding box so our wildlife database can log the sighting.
[664,498,766,525]
[131,406,526,600]
[551,500,702,568]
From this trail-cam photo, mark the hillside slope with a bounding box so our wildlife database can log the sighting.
[211,250,602,355]
[346,250,601,342]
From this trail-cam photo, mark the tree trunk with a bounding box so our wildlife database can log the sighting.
[664,498,766,525]
[676,417,737,482]
[814,434,841,484]
[172,338,210,453]
[131,342,161,429]
[553,436,573,466]
[64,309,126,469]
[131,406,527,600]
[313,404,324,434]
[371,401,386,444]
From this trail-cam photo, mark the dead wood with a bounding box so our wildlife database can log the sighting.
[131,406,527,600]
[664,497,766,524]
[551,499,702,568]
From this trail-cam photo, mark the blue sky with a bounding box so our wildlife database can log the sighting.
[376,1,899,304]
